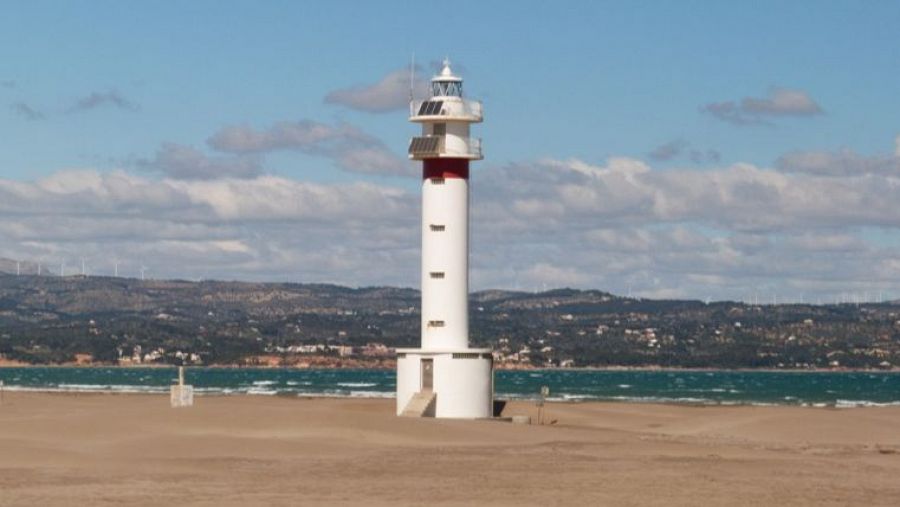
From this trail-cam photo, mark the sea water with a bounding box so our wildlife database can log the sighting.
[0,367,898,407]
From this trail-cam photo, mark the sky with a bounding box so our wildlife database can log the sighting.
[1,0,900,302]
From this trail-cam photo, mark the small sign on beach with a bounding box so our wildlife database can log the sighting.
[170,366,194,408]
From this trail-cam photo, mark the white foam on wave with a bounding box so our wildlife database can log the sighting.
[246,388,278,396]
[348,390,394,398]
[251,380,277,386]
[3,384,168,394]
[194,387,229,395]
[515,393,788,406]
[286,381,312,386]
[298,391,395,399]
[336,382,378,388]
[835,399,900,408]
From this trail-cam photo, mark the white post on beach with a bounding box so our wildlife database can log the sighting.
[537,385,550,425]
[170,365,194,408]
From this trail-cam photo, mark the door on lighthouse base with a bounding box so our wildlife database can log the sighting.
[421,359,433,392]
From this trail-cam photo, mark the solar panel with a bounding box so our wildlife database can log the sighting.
[408,136,441,155]
[414,100,444,116]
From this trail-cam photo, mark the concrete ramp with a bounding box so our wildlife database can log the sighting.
[401,391,436,417]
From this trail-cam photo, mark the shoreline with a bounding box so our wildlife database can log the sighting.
[1,362,898,373]
[1,385,898,409]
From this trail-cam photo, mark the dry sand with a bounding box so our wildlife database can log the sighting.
[0,393,898,506]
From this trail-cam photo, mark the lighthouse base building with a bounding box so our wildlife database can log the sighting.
[396,60,494,419]
[396,349,493,418]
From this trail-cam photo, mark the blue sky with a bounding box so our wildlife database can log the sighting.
[2,1,900,301]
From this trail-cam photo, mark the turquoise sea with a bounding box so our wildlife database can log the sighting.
[1,367,899,407]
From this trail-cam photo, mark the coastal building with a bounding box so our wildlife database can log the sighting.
[396,60,493,418]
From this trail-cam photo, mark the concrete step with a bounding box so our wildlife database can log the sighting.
[400,390,436,417]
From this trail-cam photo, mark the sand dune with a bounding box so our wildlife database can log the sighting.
[0,393,898,506]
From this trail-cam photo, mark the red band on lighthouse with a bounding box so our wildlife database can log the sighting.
[423,158,469,180]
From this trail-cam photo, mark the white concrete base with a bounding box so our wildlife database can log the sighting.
[396,348,493,419]
[170,384,194,408]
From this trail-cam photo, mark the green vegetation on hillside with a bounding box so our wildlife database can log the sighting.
[0,274,898,369]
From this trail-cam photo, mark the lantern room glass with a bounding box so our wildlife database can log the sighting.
[432,81,462,97]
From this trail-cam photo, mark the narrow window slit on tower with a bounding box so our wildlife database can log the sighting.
[431,177,445,185]
[427,320,445,328]
[429,272,445,279]
[430,224,445,232]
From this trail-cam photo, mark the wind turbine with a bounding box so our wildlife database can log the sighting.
[16,261,20,276]
[114,260,119,277]
[81,257,86,276]
[140,265,147,281]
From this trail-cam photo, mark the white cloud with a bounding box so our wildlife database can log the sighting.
[647,139,721,164]
[10,102,44,120]
[7,138,900,301]
[742,88,823,115]
[137,143,264,180]
[324,68,430,113]
[477,155,900,233]
[468,152,900,298]
[207,120,412,177]
[776,136,900,177]
[67,90,139,113]
[702,87,823,125]
[0,169,419,285]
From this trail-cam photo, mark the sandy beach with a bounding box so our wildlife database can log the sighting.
[0,393,898,506]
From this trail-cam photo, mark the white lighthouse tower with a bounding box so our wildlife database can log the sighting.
[396,59,493,419]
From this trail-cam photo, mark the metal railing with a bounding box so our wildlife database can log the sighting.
[466,137,483,158]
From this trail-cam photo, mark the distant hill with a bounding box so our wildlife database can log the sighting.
[0,267,897,369]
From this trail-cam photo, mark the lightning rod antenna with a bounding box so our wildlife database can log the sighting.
[409,53,415,102]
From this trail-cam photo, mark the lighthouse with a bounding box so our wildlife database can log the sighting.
[396,60,493,419]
